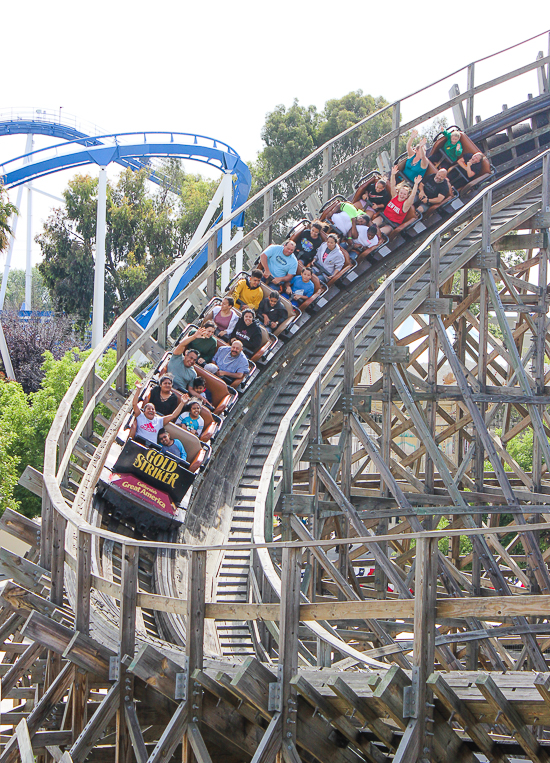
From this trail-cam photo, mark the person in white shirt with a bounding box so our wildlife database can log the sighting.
[130,382,185,445]
[346,218,380,259]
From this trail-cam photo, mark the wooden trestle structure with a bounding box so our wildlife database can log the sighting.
[2,34,550,763]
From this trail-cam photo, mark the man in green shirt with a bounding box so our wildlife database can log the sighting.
[175,322,218,365]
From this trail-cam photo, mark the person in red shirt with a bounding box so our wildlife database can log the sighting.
[372,166,421,236]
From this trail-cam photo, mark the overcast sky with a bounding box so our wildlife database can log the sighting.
[1,1,549,270]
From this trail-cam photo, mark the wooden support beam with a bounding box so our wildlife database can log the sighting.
[475,674,549,763]
[1,641,43,697]
[128,644,184,701]
[229,658,276,720]
[289,514,410,670]
[75,530,91,635]
[326,677,397,752]
[15,719,34,763]
[427,674,511,763]
[184,549,207,763]
[21,610,112,679]
[291,675,388,763]
[493,233,544,251]
[0,548,50,593]
[0,580,65,620]
[70,682,121,763]
[374,666,478,763]
[146,703,189,763]
[0,662,74,763]
[124,703,148,763]
[279,547,301,752]
[191,669,261,726]
[187,723,213,763]
[0,507,40,548]
[117,544,139,763]
[412,536,437,760]
[249,714,282,763]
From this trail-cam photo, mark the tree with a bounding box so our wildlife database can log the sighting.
[0,380,26,515]
[0,184,17,253]
[247,90,392,233]
[36,206,96,324]
[37,167,219,326]
[0,311,84,393]
[2,267,53,312]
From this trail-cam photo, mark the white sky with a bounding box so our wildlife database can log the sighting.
[1,0,549,270]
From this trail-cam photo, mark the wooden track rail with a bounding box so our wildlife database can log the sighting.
[1,33,550,763]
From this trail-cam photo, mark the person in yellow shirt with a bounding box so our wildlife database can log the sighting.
[232,269,264,310]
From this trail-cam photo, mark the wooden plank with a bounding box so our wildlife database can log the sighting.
[124,702,148,763]
[1,641,43,696]
[146,703,188,763]
[127,643,183,700]
[187,723,213,763]
[476,674,549,763]
[70,682,121,763]
[0,662,74,763]
[15,720,34,763]
[249,714,281,763]
[0,508,40,548]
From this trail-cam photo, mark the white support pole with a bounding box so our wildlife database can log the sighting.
[234,227,244,274]
[25,181,33,310]
[0,320,15,379]
[23,135,35,311]
[91,167,108,349]
[0,134,37,311]
[220,172,233,292]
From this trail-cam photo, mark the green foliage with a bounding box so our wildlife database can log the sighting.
[0,347,141,518]
[494,427,534,473]
[0,380,28,514]
[0,184,17,253]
